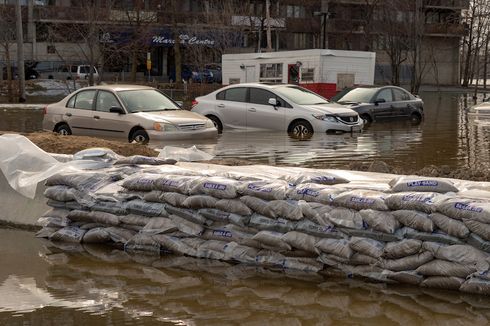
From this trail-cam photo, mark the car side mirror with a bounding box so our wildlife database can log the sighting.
[109,106,125,114]
[268,98,278,106]
[374,98,386,105]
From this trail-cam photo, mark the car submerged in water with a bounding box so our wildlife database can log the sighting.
[191,83,363,138]
[43,85,217,144]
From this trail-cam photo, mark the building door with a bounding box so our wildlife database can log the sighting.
[245,66,255,83]
[288,64,299,84]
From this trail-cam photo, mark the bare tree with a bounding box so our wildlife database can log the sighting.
[0,4,16,102]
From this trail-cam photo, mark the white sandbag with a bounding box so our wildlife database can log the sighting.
[349,237,384,258]
[252,231,292,251]
[415,259,477,278]
[281,171,350,186]
[169,214,205,236]
[333,190,388,211]
[385,192,446,213]
[46,172,115,192]
[359,209,399,234]
[182,195,218,209]
[50,226,86,243]
[381,251,433,272]
[239,196,275,217]
[82,227,111,243]
[125,233,161,253]
[67,210,120,226]
[125,199,166,217]
[195,240,229,260]
[119,214,151,226]
[153,175,198,194]
[423,243,490,272]
[298,201,332,225]
[467,233,490,253]
[239,180,289,200]
[328,207,364,229]
[436,198,490,222]
[152,234,197,256]
[429,213,470,239]
[315,238,352,258]
[295,220,345,239]
[165,205,208,225]
[383,270,424,285]
[383,239,422,259]
[73,147,118,162]
[421,276,465,290]
[199,208,250,227]
[115,155,176,166]
[121,173,161,191]
[215,199,253,216]
[389,176,459,193]
[286,183,345,203]
[201,226,260,249]
[144,191,175,204]
[460,278,490,295]
[392,210,433,233]
[189,177,240,199]
[281,231,319,253]
[89,201,127,215]
[464,219,490,241]
[44,185,76,202]
[339,228,402,242]
[248,214,296,233]
[35,227,59,239]
[161,192,189,207]
[266,200,304,220]
[141,217,178,235]
[223,242,260,264]
[281,257,324,273]
[37,216,70,228]
[105,227,136,243]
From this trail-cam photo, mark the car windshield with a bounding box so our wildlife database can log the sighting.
[274,86,329,105]
[335,88,377,104]
[117,89,180,113]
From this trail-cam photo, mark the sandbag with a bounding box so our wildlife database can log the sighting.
[252,231,292,251]
[295,220,345,239]
[317,252,349,266]
[383,239,422,259]
[328,207,364,229]
[381,251,433,272]
[286,183,345,204]
[333,190,388,211]
[161,192,189,207]
[199,208,250,227]
[466,233,490,253]
[223,242,260,264]
[35,227,59,239]
[350,253,378,265]
[183,195,218,209]
[423,243,489,272]
[215,199,253,216]
[121,173,161,191]
[239,196,275,217]
[392,210,433,233]
[385,192,445,213]
[119,214,151,226]
[46,172,115,192]
[115,155,176,166]
[281,257,324,273]
[169,214,205,236]
[248,214,295,233]
[397,227,463,245]
[189,177,240,199]
[41,208,71,219]
[299,201,332,226]
[152,234,197,256]
[195,240,229,260]
[153,175,198,194]
[67,210,120,226]
[165,205,208,225]
[82,227,111,243]
[429,213,470,239]
[239,180,289,200]
[460,277,490,295]
[421,276,465,290]
[281,171,350,186]
[384,270,424,285]
[266,200,303,220]
[105,227,136,243]
[50,226,87,243]
[389,176,459,193]
[124,233,161,253]
[339,228,402,242]
[315,239,352,258]
[44,185,76,202]
[464,219,490,241]
[201,226,260,249]
[349,237,384,258]
[436,198,490,222]
[281,231,319,253]
[125,199,166,217]
[141,217,178,235]
[89,201,127,215]
[37,216,70,229]
[79,223,105,230]
[415,259,477,278]
[359,209,399,234]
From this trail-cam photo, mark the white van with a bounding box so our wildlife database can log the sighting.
[53,65,99,81]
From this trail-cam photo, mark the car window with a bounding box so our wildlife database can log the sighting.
[74,90,96,110]
[80,66,89,74]
[96,91,120,112]
[117,89,180,113]
[216,90,225,100]
[224,87,247,102]
[249,88,276,105]
[71,66,77,73]
[393,89,410,101]
[376,89,393,102]
[66,95,76,108]
[274,86,329,105]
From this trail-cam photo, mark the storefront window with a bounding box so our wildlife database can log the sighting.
[259,63,283,83]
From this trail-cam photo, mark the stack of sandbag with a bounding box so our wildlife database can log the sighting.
[35,161,490,295]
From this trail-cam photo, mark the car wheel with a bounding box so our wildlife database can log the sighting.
[288,120,313,139]
[360,114,372,124]
[207,115,223,134]
[410,113,422,124]
[55,123,72,136]
[131,130,150,144]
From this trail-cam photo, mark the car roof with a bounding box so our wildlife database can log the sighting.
[80,84,155,92]
[220,83,293,90]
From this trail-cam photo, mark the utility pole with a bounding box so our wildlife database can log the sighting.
[266,0,272,52]
[15,0,26,102]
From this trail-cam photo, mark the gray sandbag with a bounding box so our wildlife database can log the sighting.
[239,196,275,217]
[286,183,345,204]
[50,226,87,243]
[460,278,490,295]
[45,199,67,209]
[125,233,161,253]
[223,242,259,264]
[249,214,295,233]
[105,227,136,243]
[436,198,490,222]
[152,234,197,256]
[359,209,399,234]
[397,227,463,245]
[79,223,105,230]
[183,195,218,209]
[119,214,151,226]
[383,239,422,259]
[392,210,434,233]
[165,205,208,225]
[121,173,161,191]
[464,219,490,241]
[281,231,319,253]
[144,191,175,204]
[281,171,350,186]
[282,257,324,273]
[153,175,198,194]
[295,220,345,239]
[41,208,71,219]
[389,176,459,193]
[384,270,424,285]
[423,243,490,272]
[115,155,176,166]
[195,240,229,260]
[141,217,178,235]
[266,200,304,220]
[421,276,465,290]
[317,252,349,266]
[82,227,111,243]
[299,201,333,226]
[169,214,205,236]
[215,199,253,216]
[46,172,115,192]
[381,251,433,272]
[315,238,352,258]
[125,199,166,217]
[339,228,402,242]
[252,231,292,251]
[467,233,490,253]
[189,177,241,199]
[415,259,477,278]
[37,216,70,229]
[161,192,189,207]
[89,201,127,215]
[199,208,250,227]
[121,223,143,232]
[201,226,260,249]
[239,180,289,200]
[333,190,388,211]
[429,212,470,239]
[35,227,59,239]
[67,210,120,226]
[44,185,76,202]
[385,192,447,213]
[328,207,364,229]
[349,237,384,258]
[350,253,379,265]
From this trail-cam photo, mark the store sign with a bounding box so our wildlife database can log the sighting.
[151,34,215,46]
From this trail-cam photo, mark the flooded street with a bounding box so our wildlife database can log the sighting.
[2,228,490,325]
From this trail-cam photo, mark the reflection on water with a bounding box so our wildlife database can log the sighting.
[2,229,490,325]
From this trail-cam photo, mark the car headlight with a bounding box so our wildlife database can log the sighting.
[312,114,337,122]
[153,122,178,131]
[205,119,214,128]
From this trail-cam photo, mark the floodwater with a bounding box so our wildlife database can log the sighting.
[2,228,490,326]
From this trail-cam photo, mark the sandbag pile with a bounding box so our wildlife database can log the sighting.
[35,159,490,295]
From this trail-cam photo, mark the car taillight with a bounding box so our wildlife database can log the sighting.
[191,99,198,109]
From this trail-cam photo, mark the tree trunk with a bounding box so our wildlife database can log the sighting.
[174,34,182,84]
[5,44,13,103]
[484,34,489,89]
[265,0,272,52]
[462,14,475,87]
[131,49,137,82]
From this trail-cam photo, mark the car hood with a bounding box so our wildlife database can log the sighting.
[304,103,359,116]
[135,110,209,124]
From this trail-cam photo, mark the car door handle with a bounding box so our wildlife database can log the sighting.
[65,113,72,117]
[93,115,100,119]
[248,108,256,112]
[217,104,225,108]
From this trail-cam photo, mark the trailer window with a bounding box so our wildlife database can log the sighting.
[301,68,314,82]
[259,63,283,83]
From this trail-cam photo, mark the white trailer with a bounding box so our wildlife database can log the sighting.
[222,49,376,98]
